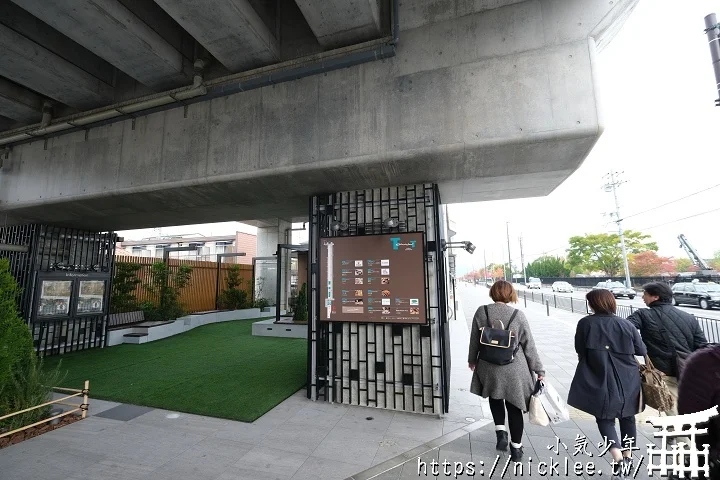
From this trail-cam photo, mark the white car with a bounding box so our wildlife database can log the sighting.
[527,278,542,289]
[552,281,574,293]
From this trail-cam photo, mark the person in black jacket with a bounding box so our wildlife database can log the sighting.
[678,344,720,480]
[626,282,708,416]
[569,289,647,478]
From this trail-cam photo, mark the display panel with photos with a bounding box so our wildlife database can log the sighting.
[319,232,427,324]
[77,280,106,314]
[37,280,72,317]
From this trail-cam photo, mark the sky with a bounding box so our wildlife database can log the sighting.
[450,0,720,275]
[119,1,720,275]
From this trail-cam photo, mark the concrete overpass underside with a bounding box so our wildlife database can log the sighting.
[0,0,638,231]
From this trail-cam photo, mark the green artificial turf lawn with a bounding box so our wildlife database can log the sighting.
[43,319,307,423]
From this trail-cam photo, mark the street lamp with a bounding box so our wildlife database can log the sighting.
[442,240,476,254]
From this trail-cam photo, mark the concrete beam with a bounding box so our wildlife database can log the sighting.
[0,115,16,131]
[0,24,114,109]
[9,0,187,90]
[0,77,42,123]
[295,0,382,48]
[153,0,279,72]
[0,0,639,230]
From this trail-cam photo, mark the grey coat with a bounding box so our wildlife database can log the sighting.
[467,303,545,412]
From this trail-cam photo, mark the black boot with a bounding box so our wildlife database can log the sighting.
[495,430,508,451]
[510,445,523,462]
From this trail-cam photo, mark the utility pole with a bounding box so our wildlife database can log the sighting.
[704,13,720,107]
[603,171,632,288]
[520,235,527,284]
[506,222,512,282]
[483,249,488,283]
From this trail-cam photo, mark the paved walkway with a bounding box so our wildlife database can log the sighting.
[1,284,665,480]
[349,284,660,479]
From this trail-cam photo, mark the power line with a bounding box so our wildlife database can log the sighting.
[622,183,720,221]
[637,207,720,231]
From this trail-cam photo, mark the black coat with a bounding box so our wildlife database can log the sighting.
[627,302,708,377]
[568,314,647,420]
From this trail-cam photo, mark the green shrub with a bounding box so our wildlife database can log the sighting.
[110,262,142,313]
[141,262,193,322]
[293,283,308,322]
[217,265,251,310]
[0,258,67,431]
[1,357,66,431]
[253,298,270,309]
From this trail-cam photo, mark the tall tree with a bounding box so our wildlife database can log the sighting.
[525,256,570,278]
[566,231,657,276]
[710,250,720,270]
[628,251,675,276]
[673,258,694,273]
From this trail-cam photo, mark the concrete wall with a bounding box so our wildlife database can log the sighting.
[0,0,638,230]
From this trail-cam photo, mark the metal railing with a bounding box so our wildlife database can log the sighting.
[517,289,720,343]
[0,381,89,440]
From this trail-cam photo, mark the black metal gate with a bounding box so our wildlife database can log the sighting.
[0,224,116,356]
[307,184,451,414]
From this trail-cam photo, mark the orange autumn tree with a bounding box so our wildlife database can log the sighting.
[628,251,675,276]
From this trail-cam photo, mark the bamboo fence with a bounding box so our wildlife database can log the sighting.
[0,381,89,440]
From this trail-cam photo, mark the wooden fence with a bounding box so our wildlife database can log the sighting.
[113,256,254,314]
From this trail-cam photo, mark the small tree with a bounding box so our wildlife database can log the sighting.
[218,264,251,310]
[0,258,66,430]
[293,283,308,322]
[141,262,193,322]
[110,262,142,313]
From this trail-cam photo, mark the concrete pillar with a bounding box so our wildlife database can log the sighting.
[256,218,291,312]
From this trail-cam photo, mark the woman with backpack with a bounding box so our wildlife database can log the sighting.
[568,289,647,478]
[467,280,545,462]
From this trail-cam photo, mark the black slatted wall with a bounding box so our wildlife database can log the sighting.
[307,184,451,414]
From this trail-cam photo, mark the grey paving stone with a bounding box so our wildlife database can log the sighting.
[94,404,154,422]
[291,456,367,480]
[311,427,384,467]
[235,445,308,477]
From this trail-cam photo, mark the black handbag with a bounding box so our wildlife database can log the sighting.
[476,305,519,366]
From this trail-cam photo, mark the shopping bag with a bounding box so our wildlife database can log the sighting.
[536,380,570,424]
[529,384,550,426]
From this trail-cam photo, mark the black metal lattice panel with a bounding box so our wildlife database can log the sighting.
[31,316,107,356]
[308,184,450,414]
[0,223,39,320]
[34,225,115,273]
[2,224,117,356]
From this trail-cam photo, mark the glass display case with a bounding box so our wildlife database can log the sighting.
[34,272,111,319]
[37,280,72,317]
[77,280,106,314]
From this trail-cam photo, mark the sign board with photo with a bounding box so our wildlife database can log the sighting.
[319,232,427,324]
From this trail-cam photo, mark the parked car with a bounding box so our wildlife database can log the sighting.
[592,281,636,299]
[552,281,574,293]
[671,281,720,310]
[527,277,542,289]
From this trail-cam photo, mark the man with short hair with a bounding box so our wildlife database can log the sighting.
[626,282,708,416]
